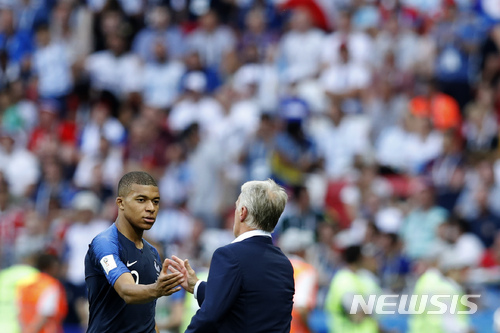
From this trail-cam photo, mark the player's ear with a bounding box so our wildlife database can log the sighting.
[116,196,125,210]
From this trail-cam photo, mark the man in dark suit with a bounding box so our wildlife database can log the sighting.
[169,179,295,333]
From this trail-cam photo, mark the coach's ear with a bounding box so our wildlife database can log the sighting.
[116,196,125,210]
[240,205,248,222]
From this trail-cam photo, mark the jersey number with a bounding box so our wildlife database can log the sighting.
[131,270,140,284]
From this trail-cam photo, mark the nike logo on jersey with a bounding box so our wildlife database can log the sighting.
[126,261,137,267]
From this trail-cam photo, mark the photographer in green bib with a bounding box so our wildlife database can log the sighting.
[325,245,381,333]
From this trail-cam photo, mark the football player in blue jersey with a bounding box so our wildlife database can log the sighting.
[85,171,184,333]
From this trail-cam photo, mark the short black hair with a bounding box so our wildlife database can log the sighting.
[118,171,158,197]
[35,253,59,272]
[35,22,50,33]
[342,245,362,264]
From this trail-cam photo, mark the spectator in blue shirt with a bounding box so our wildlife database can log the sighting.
[0,8,34,65]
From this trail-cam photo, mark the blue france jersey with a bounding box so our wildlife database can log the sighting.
[85,224,162,333]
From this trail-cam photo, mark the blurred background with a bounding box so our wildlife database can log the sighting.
[1,0,500,332]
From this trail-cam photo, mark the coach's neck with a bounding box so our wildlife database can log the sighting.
[234,205,259,238]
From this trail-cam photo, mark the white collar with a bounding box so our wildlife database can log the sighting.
[231,230,272,243]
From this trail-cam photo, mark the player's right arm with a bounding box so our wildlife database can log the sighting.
[114,259,183,304]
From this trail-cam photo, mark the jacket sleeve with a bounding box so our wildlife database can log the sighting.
[196,281,206,307]
[186,246,242,333]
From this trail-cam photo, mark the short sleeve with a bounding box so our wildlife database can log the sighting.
[90,235,129,286]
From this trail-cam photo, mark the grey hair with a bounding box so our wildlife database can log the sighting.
[237,179,288,232]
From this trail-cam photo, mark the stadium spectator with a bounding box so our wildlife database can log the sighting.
[85,30,142,100]
[314,102,370,179]
[279,8,325,82]
[400,180,448,260]
[133,6,185,62]
[320,42,371,115]
[409,249,475,333]
[456,159,500,220]
[79,98,125,156]
[377,232,411,293]
[271,98,322,186]
[463,84,498,152]
[63,191,109,330]
[240,8,278,61]
[437,216,484,269]
[0,254,38,332]
[33,158,76,215]
[49,0,93,61]
[424,129,466,212]
[321,9,373,67]
[74,136,123,198]
[32,23,73,100]
[278,185,325,234]
[141,39,185,110]
[280,228,318,333]
[0,8,34,64]
[168,71,224,137]
[18,252,68,333]
[432,0,483,109]
[186,10,236,71]
[0,128,39,198]
[325,245,380,333]
[239,113,276,181]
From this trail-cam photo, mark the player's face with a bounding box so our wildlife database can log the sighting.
[121,184,160,231]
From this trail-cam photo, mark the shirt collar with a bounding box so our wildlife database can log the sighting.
[231,230,272,243]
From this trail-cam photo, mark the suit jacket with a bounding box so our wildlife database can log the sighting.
[186,235,295,333]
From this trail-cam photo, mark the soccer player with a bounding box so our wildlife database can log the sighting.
[85,171,184,333]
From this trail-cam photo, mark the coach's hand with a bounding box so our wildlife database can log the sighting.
[155,259,184,297]
[167,256,199,294]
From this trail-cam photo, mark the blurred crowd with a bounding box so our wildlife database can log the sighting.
[1,0,500,332]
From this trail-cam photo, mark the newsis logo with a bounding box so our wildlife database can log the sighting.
[350,294,481,315]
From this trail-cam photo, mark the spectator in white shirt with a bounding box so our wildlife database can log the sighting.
[279,8,325,82]
[168,71,224,137]
[0,129,40,198]
[321,10,374,67]
[186,10,236,71]
[437,217,484,269]
[73,137,123,192]
[313,102,371,179]
[404,116,444,174]
[320,43,371,114]
[142,40,185,109]
[79,100,126,156]
[85,31,142,99]
[32,24,73,99]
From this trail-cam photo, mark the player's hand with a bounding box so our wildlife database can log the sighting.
[155,259,184,297]
[167,255,198,294]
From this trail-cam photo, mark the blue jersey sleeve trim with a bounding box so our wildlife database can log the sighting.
[90,225,129,286]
